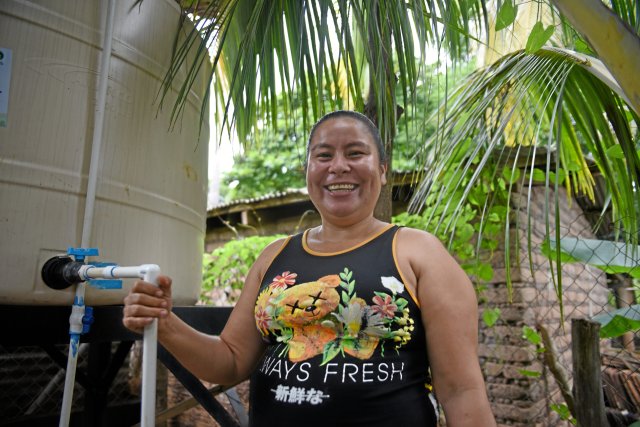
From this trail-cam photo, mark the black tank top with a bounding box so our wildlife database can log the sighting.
[250,225,437,426]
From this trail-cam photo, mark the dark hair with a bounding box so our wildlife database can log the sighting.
[305,110,386,165]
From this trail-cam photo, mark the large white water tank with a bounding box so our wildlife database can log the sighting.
[0,0,210,305]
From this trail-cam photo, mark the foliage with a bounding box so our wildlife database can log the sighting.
[393,62,476,172]
[164,0,640,294]
[393,140,511,278]
[482,308,501,328]
[550,403,576,425]
[219,63,474,202]
[201,234,286,305]
[522,325,542,346]
[393,143,512,328]
[164,0,487,152]
[410,46,640,322]
[592,304,640,339]
[219,92,316,201]
[220,128,306,201]
[542,237,640,278]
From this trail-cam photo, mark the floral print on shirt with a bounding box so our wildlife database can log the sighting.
[254,267,414,364]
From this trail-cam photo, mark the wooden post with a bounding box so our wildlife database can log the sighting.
[572,318,607,427]
[611,274,636,351]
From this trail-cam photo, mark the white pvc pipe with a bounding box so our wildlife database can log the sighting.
[77,264,161,427]
[58,1,116,425]
[58,327,82,427]
[80,265,160,280]
[141,265,161,427]
[81,0,116,248]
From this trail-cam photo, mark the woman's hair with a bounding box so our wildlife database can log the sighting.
[305,110,387,165]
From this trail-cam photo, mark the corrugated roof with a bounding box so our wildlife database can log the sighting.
[207,171,421,217]
[208,188,310,216]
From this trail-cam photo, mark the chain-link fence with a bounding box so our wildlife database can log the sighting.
[479,184,639,426]
[0,343,138,425]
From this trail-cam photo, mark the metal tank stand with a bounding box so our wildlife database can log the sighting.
[0,305,247,427]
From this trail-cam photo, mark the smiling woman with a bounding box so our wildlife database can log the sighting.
[123,111,496,427]
[304,112,387,232]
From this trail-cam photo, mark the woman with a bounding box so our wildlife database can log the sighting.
[123,111,496,426]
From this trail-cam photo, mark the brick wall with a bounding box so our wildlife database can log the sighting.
[479,185,610,426]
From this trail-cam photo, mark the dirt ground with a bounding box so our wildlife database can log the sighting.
[167,374,250,426]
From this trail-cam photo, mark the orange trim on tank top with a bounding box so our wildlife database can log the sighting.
[302,223,395,256]
[392,229,421,308]
[258,235,293,284]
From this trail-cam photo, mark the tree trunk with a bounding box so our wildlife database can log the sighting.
[364,3,400,223]
[374,139,394,221]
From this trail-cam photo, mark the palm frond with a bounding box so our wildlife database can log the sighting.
[410,46,640,246]
[162,0,488,147]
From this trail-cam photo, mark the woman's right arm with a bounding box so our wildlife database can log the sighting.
[122,238,286,385]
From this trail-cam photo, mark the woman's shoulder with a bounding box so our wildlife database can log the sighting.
[395,227,461,275]
[396,226,445,251]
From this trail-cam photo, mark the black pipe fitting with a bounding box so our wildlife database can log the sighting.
[41,256,84,290]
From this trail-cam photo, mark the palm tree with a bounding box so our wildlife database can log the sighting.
[163,0,639,250]
[161,0,487,220]
[409,1,639,302]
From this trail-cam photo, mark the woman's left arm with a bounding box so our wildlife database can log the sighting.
[397,228,496,427]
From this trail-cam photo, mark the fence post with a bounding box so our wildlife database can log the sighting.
[572,318,607,427]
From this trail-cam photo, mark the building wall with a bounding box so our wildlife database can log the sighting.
[205,184,412,251]
[480,185,610,426]
[205,200,321,251]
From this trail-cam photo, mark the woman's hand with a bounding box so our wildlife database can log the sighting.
[122,275,173,334]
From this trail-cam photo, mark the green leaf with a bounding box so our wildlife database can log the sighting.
[456,223,475,241]
[596,264,640,279]
[482,308,501,327]
[522,325,542,345]
[550,403,572,421]
[525,22,554,54]
[565,160,582,172]
[531,168,547,183]
[495,1,517,31]
[502,167,521,184]
[395,298,409,310]
[477,263,494,281]
[487,212,501,223]
[547,237,640,277]
[321,341,342,365]
[592,305,640,338]
[341,291,350,304]
[606,144,625,159]
[540,239,580,264]
[519,369,542,378]
[574,38,595,55]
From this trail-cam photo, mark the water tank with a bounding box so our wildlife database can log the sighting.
[0,0,210,305]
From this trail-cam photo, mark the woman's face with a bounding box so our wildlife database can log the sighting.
[306,117,387,226]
